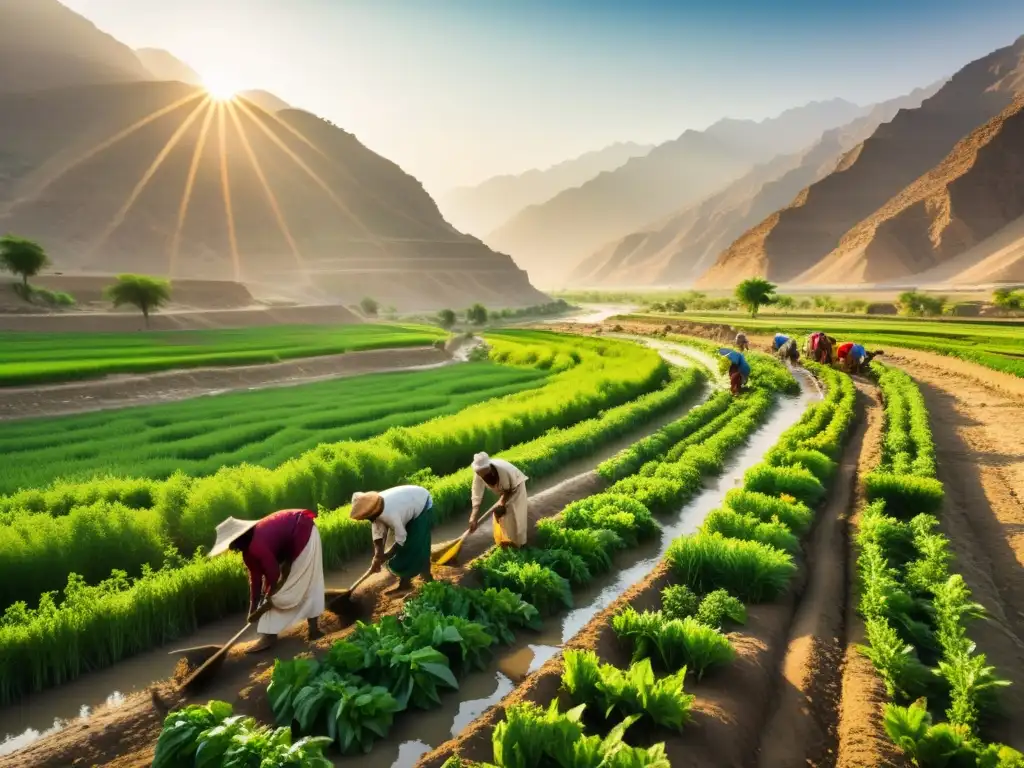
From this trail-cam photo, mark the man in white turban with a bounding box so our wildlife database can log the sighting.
[468,452,529,547]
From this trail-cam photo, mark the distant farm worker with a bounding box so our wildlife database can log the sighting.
[468,452,529,547]
[718,348,750,395]
[772,333,800,364]
[735,332,749,352]
[210,509,325,653]
[351,485,434,594]
[806,332,835,364]
[836,343,884,374]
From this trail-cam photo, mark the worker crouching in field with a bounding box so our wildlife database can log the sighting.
[468,452,529,547]
[772,333,800,364]
[351,485,434,594]
[210,509,325,653]
[735,332,749,352]
[806,332,836,364]
[836,342,883,374]
[718,348,750,395]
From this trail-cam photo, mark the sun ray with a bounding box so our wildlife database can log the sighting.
[232,99,384,249]
[217,103,242,282]
[169,100,217,276]
[226,102,304,268]
[0,90,206,219]
[92,96,211,255]
[235,94,328,159]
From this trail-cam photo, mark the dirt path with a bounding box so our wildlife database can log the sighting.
[891,353,1024,750]
[0,346,451,420]
[833,382,907,768]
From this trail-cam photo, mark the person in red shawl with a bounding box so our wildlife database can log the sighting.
[209,509,325,653]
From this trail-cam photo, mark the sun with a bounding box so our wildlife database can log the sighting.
[203,73,240,102]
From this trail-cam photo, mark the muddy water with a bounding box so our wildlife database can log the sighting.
[0,369,710,756]
[362,370,818,768]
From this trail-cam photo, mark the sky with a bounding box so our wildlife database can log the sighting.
[62,0,1024,192]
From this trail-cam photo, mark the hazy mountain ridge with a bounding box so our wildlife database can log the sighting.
[697,35,1024,288]
[569,86,940,288]
[439,141,653,236]
[484,98,867,286]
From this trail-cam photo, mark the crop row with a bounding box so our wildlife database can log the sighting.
[427,360,858,767]
[0,323,449,387]
[0,331,670,606]
[856,364,1022,765]
[146,343,798,764]
[0,362,553,495]
[0,347,704,704]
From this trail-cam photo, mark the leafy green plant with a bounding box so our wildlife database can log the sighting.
[534,521,621,574]
[268,658,321,725]
[666,532,796,603]
[559,494,659,546]
[403,612,495,672]
[612,608,734,679]
[561,650,694,731]
[703,507,799,554]
[743,463,826,506]
[661,584,699,621]
[474,559,573,616]
[403,581,541,644]
[723,489,813,535]
[475,546,591,587]
[882,699,1024,767]
[153,700,235,768]
[695,589,747,630]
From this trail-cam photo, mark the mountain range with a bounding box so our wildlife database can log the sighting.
[483,98,868,286]
[438,142,653,237]
[0,0,548,311]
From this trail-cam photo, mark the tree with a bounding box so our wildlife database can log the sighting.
[437,308,456,329]
[105,274,171,327]
[898,291,945,317]
[360,297,379,317]
[735,278,777,318]
[466,303,488,325]
[993,287,1024,311]
[0,234,50,289]
[774,295,796,310]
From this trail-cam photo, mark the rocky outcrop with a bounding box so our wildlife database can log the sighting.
[797,97,1024,285]
[697,35,1024,288]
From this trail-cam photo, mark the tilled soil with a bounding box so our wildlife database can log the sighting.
[0,346,451,420]
[0,472,610,768]
[889,352,1024,751]
[416,390,869,768]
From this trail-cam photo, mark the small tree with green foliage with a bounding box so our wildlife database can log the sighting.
[466,303,488,325]
[105,274,171,327]
[993,287,1024,311]
[437,308,456,329]
[735,278,777,318]
[898,291,946,317]
[359,297,379,317]
[0,234,50,289]
[774,295,796,310]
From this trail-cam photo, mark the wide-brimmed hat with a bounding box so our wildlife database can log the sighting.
[209,517,260,558]
[350,491,384,521]
[471,452,492,472]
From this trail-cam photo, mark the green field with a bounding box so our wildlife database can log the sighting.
[0,362,551,495]
[621,311,1024,377]
[0,323,446,387]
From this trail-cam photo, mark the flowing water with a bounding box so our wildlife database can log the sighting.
[0,359,710,756]
[339,367,818,768]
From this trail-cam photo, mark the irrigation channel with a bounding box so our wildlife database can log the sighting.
[0,340,719,758]
[352,361,818,768]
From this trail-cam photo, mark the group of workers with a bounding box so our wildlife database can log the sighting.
[722,330,882,395]
[208,451,530,652]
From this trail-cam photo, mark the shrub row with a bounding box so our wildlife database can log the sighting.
[853,371,1022,765]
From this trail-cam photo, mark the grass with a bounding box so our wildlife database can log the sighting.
[619,311,1024,378]
[0,323,447,387]
[0,362,550,494]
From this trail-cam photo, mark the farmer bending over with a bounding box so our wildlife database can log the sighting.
[351,485,434,594]
[772,333,800,364]
[735,332,749,352]
[210,509,325,653]
[718,348,750,396]
[468,452,529,547]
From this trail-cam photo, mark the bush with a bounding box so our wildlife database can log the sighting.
[864,472,945,518]
[694,589,747,630]
[743,463,826,506]
[703,507,799,553]
[612,608,735,679]
[666,532,796,603]
[722,489,814,535]
[661,585,699,621]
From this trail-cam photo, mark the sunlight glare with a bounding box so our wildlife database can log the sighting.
[204,73,240,102]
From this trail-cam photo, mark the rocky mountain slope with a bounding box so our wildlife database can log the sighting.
[484,99,867,286]
[570,86,940,287]
[0,0,152,92]
[796,95,1024,285]
[135,47,203,85]
[0,82,547,310]
[439,142,653,237]
[697,35,1024,288]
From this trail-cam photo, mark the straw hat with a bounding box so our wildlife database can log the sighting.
[350,491,384,521]
[471,452,492,472]
[209,516,260,558]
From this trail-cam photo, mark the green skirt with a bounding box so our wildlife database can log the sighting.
[388,504,433,579]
